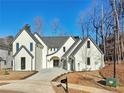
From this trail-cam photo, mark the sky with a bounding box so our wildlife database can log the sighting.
[0,0,104,37]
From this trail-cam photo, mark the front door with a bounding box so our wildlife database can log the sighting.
[53,60,59,67]
[21,57,25,70]
[63,60,67,70]
[71,60,74,71]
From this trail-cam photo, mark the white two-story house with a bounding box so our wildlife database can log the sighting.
[13,24,104,71]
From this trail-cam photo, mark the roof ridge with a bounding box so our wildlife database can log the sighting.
[41,36,70,38]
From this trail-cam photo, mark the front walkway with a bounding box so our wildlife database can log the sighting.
[0,68,68,93]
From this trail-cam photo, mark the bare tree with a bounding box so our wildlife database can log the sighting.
[34,16,43,36]
[100,4,106,54]
[51,18,60,36]
[78,12,92,39]
[109,0,122,63]
[92,8,101,45]
[59,27,68,36]
[78,12,85,39]
[119,0,124,60]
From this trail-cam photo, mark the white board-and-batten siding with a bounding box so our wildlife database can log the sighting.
[47,37,75,68]
[13,30,41,71]
[74,38,104,71]
[14,47,33,71]
[34,33,47,69]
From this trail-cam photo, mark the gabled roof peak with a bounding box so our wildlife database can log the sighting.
[21,24,31,32]
[13,24,41,44]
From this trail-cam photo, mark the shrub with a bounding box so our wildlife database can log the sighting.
[3,69,9,75]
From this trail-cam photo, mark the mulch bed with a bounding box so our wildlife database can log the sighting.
[53,71,119,92]
[0,70,37,80]
[53,85,89,93]
[0,90,24,93]
[99,62,124,86]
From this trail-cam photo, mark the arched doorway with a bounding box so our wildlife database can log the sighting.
[50,56,60,67]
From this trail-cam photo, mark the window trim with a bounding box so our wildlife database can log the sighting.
[16,43,19,51]
[4,61,7,65]
[63,47,66,52]
[87,41,90,48]
[21,57,26,70]
[30,42,33,51]
[87,57,90,65]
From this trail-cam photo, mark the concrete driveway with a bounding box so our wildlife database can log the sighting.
[27,67,68,81]
[0,68,68,93]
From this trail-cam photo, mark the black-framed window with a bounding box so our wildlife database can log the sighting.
[21,57,26,70]
[16,43,19,51]
[63,47,66,52]
[87,41,90,48]
[30,43,33,51]
[11,61,13,67]
[87,57,90,65]
[4,61,7,65]
[54,48,56,51]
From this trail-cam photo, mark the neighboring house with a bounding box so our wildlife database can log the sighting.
[0,41,13,69]
[105,32,124,62]
[13,24,104,71]
[0,49,13,69]
[13,25,43,71]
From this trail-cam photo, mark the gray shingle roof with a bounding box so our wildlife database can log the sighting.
[0,38,9,50]
[34,32,80,49]
[0,45,8,50]
[62,39,80,58]
[40,36,70,48]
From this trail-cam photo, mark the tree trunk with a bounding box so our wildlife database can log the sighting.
[111,0,121,63]
[96,28,98,45]
[81,25,84,39]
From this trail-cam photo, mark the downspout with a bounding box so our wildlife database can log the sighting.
[31,57,32,71]
[66,57,68,70]
[46,46,48,68]
[14,58,15,71]
[73,56,75,71]
[35,44,36,71]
